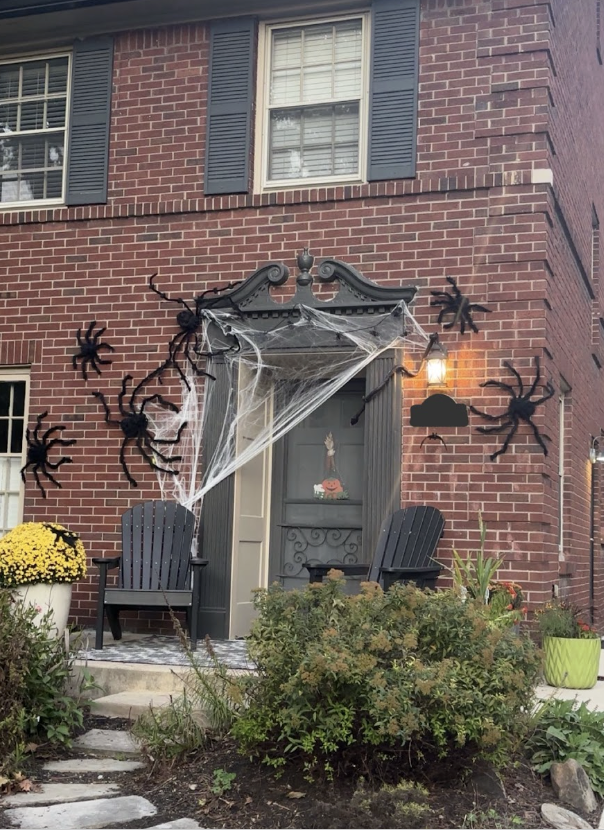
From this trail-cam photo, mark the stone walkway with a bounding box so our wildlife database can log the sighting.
[0,728,200,830]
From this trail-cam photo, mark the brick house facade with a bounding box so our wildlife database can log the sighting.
[1,0,603,637]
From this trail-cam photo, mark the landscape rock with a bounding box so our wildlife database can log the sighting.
[551,759,598,814]
[469,762,506,799]
[541,802,592,830]
[4,795,157,829]
[72,728,141,757]
[3,782,120,806]
[43,758,144,773]
[147,821,201,829]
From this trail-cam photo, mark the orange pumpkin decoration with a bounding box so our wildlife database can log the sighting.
[322,477,344,498]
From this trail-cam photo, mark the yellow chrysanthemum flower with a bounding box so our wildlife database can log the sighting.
[0,522,86,587]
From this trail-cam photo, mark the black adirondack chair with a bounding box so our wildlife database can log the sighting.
[305,506,445,589]
[93,501,208,650]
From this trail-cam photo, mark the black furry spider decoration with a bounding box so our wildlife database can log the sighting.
[20,412,76,498]
[92,374,187,488]
[149,275,242,390]
[430,276,491,334]
[72,321,115,380]
[470,357,555,460]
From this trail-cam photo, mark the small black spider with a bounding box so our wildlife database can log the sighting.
[72,321,115,380]
[148,275,242,390]
[430,276,491,334]
[93,374,187,488]
[420,432,448,449]
[470,357,555,460]
[20,412,76,498]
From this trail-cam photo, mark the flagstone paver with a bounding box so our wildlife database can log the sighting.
[72,728,141,757]
[43,758,144,773]
[4,795,157,829]
[3,782,120,806]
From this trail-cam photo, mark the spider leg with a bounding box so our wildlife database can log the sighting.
[81,357,91,382]
[533,382,555,406]
[20,458,31,483]
[145,439,182,463]
[96,342,115,354]
[140,394,179,414]
[137,436,179,475]
[445,276,461,297]
[465,314,479,334]
[151,421,187,446]
[32,412,47,443]
[119,375,134,416]
[45,437,76,450]
[479,379,518,397]
[476,419,514,435]
[32,465,48,498]
[92,325,106,342]
[46,456,73,470]
[469,405,509,422]
[40,465,64,488]
[149,273,193,313]
[72,353,79,372]
[119,439,138,487]
[85,320,97,340]
[528,418,550,456]
[92,391,121,427]
[88,358,102,378]
[75,328,84,348]
[503,361,524,397]
[41,424,66,443]
[490,420,519,461]
[468,303,491,314]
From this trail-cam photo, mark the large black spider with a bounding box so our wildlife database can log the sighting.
[470,357,555,460]
[430,276,491,334]
[148,275,242,390]
[92,374,187,488]
[72,321,115,380]
[20,412,76,498]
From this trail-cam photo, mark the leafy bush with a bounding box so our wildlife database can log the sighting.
[232,575,540,778]
[0,589,86,772]
[526,699,604,795]
[536,600,598,639]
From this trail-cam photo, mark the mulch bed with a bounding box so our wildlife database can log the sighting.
[2,714,598,829]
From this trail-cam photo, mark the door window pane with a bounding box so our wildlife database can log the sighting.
[0,379,27,537]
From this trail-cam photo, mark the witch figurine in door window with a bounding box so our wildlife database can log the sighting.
[314,432,349,501]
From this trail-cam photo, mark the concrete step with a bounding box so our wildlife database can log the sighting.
[90,691,183,719]
[71,660,194,700]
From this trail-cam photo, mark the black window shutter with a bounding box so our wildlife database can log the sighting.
[65,37,113,206]
[205,18,255,196]
[368,0,419,181]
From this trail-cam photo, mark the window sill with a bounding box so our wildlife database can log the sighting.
[260,176,366,194]
[0,199,63,212]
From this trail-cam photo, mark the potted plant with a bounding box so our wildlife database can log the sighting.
[0,522,86,637]
[537,600,600,689]
[487,580,527,630]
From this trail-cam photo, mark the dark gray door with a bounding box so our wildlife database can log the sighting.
[270,382,365,589]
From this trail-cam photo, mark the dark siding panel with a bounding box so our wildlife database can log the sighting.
[204,18,256,196]
[368,0,419,181]
[65,36,113,206]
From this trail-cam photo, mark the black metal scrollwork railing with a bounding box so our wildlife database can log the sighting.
[281,525,362,579]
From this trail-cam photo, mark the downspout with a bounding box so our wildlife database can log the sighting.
[590,452,596,625]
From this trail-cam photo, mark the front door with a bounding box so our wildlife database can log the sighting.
[270,381,365,589]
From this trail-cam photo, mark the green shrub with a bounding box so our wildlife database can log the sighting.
[232,575,540,778]
[0,589,86,772]
[526,698,604,795]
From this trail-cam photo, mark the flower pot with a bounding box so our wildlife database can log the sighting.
[543,635,601,689]
[13,583,73,637]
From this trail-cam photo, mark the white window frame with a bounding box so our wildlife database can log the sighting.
[0,371,30,538]
[255,12,371,193]
[0,49,72,211]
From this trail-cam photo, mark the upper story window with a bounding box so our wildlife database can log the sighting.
[260,17,368,189]
[0,54,70,207]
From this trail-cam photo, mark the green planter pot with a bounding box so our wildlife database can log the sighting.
[543,636,601,689]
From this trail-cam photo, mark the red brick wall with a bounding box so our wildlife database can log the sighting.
[1,0,604,631]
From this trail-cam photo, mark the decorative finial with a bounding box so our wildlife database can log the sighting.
[296,248,314,286]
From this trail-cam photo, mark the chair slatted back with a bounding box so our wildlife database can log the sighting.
[368,506,445,583]
[120,501,196,590]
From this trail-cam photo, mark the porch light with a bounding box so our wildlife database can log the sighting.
[590,437,604,463]
[426,339,448,388]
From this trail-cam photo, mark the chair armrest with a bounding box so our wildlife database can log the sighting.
[190,558,209,567]
[92,556,121,570]
[380,565,442,575]
[304,563,369,583]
